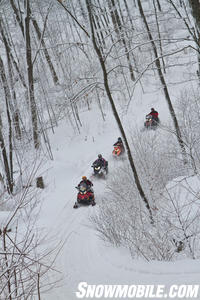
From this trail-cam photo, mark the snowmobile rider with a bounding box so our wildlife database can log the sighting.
[113,137,125,152]
[78,176,93,192]
[76,176,95,205]
[147,108,159,122]
[93,154,108,172]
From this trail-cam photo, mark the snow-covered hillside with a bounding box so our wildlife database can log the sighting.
[37,105,200,300]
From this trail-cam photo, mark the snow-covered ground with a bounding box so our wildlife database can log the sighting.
[37,102,200,300]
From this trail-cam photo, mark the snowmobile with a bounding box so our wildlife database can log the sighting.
[144,115,159,130]
[73,184,96,208]
[92,162,108,177]
[112,145,124,157]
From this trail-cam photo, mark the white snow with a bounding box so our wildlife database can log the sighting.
[37,105,200,300]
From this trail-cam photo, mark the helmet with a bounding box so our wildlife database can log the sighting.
[98,154,102,159]
[82,176,87,180]
[118,137,122,142]
[151,108,155,111]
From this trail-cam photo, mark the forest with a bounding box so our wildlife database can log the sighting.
[0,0,200,298]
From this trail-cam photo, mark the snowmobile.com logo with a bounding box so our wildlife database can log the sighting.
[76,282,199,299]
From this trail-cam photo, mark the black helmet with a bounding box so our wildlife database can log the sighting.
[98,154,102,159]
[118,137,122,142]
[151,108,155,111]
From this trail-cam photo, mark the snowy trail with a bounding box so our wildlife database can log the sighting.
[39,109,200,300]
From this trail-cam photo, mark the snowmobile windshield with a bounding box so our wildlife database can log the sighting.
[146,115,152,120]
[94,161,101,167]
[79,184,87,192]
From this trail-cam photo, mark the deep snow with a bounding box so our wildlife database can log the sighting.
[36,103,200,300]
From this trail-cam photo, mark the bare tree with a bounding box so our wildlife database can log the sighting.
[31,4,60,85]
[24,0,39,149]
[0,19,22,140]
[0,170,61,299]
[188,0,200,72]
[0,56,14,194]
[91,138,200,260]
[107,0,135,81]
[168,0,200,79]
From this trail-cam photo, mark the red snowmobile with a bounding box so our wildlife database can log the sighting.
[112,145,123,157]
[73,184,96,208]
[112,138,125,157]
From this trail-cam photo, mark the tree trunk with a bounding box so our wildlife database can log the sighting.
[189,0,200,31]
[0,20,21,139]
[0,56,14,193]
[9,0,24,37]
[153,0,166,73]
[188,0,200,74]
[156,0,161,11]
[107,0,135,81]
[123,0,134,30]
[3,230,12,300]
[31,17,59,85]
[24,0,39,149]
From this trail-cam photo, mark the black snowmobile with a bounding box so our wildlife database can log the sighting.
[144,115,159,130]
[92,161,108,177]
